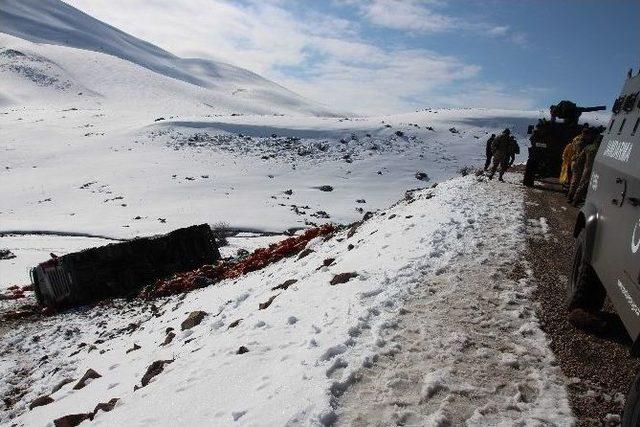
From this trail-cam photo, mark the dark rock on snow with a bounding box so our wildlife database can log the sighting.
[73,369,101,390]
[330,272,359,286]
[181,310,207,331]
[140,360,174,387]
[0,249,16,260]
[54,413,93,427]
[29,395,54,410]
[415,171,430,181]
[259,294,278,310]
[271,279,298,291]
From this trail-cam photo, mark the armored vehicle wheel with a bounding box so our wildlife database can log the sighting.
[623,371,640,426]
[567,228,605,312]
[523,158,535,187]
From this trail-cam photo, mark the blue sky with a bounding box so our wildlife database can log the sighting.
[68,0,639,114]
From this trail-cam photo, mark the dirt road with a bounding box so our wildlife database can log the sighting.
[524,181,640,425]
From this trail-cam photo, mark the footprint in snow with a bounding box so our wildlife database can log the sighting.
[232,411,247,421]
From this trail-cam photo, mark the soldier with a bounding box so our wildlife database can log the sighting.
[567,129,592,202]
[484,134,496,170]
[572,136,601,206]
[508,137,520,167]
[560,126,588,190]
[559,141,575,188]
[487,128,516,182]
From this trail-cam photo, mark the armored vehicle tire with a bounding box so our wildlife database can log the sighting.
[523,158,535,187]
[567,228,606,312]
[623,371,640,426]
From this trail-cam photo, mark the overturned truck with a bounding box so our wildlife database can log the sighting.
[31,224,220,309]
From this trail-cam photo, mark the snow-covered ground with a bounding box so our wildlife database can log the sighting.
[0,174,572,426]
[0,1,612,425]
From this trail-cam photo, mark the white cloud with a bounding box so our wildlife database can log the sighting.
[353,0,526,43]
[64,0,533,114]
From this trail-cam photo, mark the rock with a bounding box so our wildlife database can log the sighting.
[318,185,333,192]
[449,127,459,133]
[93,397,119,415]
[330,272,358,285]
[29,395,54,410]
[161,332,175,346]
[0,249,16,260]
[228,318,242,328]
[322,258,335,267]
[347,244,354,251]
[271,279,298,291]
[284,189,293,195]
[126,343,141,353]
[297,248,314,260]
[54,413,93,427]
[154,117,165,122]
[356,199,366,204]
[181,310,207,331]
[51,378,75,394]
[259,295,278,310]
[415,171,430,181]
[140,360,173,387]
[237,346,249,355]
[73,368,102,390]
[395,130,404,137]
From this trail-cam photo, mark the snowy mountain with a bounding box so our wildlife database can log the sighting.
[0,0,331,115]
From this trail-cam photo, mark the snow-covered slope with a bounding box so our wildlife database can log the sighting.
[0,174,573,426]
[0,0,331,115]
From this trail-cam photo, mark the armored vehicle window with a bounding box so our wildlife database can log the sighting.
[632,118,640,136]
[613,96,624,114]
[608,118,616,133]
[618,118,627,134]
[624,93,638,112]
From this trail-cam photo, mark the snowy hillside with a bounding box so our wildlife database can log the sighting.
[0,175,573,426]
[0,0,330,115]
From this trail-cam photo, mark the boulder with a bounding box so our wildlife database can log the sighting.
[93,397,119,415]
[259,295,278,310]
[181,310,207,330]
[73,369,101,390]
[330,272,358,286]
[29,395,54,410]
[54,413,93,427]
[0,249,16,260]
[415,171,430,181]
[271,279,298,291]
[140,360,174,387]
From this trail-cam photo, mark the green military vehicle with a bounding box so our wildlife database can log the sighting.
[523,100,606,187]
[566,71,640,424]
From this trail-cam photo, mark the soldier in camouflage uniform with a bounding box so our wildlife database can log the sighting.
[572,138,601,206]
[488,129,516,182]
[484,134,496,170]
[567,130,593,202]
